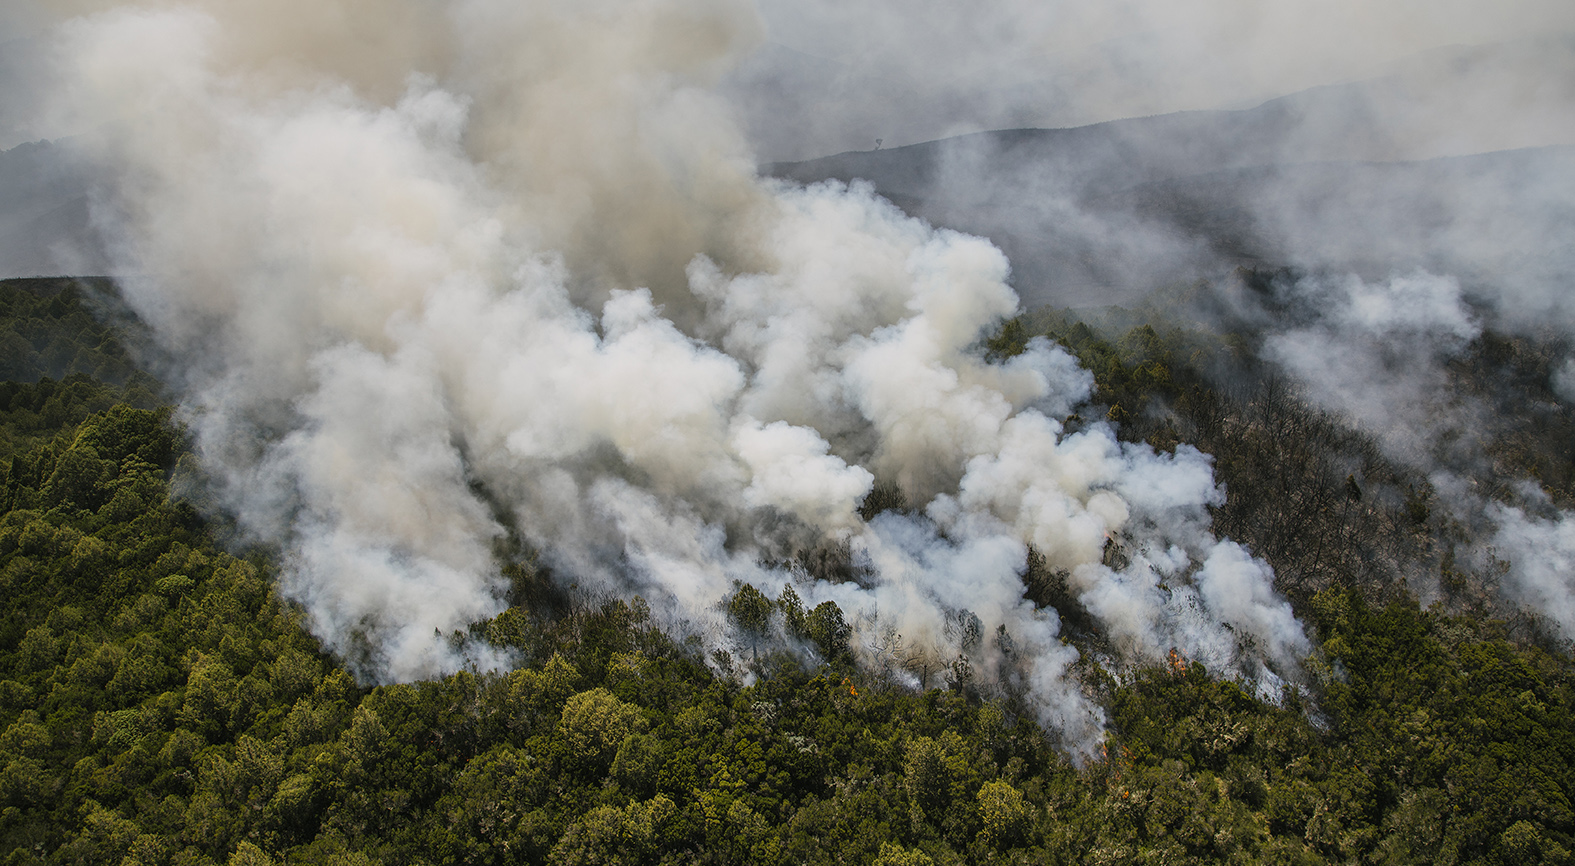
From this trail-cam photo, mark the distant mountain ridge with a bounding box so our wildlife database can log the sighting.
[766,44,1575,307]
[0,138,106,280]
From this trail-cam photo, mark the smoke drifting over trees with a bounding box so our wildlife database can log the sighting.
[1,0,1572,756]
[0,0,1321,753]
[748,7,1575,654]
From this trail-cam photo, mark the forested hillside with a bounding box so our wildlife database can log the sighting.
[1,278,1573,865]
[987,271,1575,633]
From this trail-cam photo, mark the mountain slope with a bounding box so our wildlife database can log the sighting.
[766,54,1575,308]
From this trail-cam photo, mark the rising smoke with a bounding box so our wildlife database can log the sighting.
[14,0,1315,752]
[724,0,1575,643]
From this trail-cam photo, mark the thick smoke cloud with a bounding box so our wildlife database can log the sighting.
[23,0,1310,751]
[1485,500,1575,644]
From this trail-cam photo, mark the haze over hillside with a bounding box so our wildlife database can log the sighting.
[0,138,104,280]
[769,36,1575,307]
[730,6,1575,161]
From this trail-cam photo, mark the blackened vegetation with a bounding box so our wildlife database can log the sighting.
[992,283,1575,633]
[1449,330,1575,505]
[794,536,860,586]
[1191,372,1430,601]
[857,480,909,522]
[1,276,1573,864]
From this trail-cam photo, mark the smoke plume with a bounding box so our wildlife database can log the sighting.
[20,0,1316,751]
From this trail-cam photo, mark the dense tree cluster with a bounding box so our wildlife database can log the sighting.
[0,278,149,391]
[0,277,160,458]
[0,278,1572,864]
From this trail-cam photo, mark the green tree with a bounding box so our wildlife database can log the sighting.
[805,601,850,662]
[778,583,807,638]
[977,780,1029,848]
[549,795,676,866]
[872,841,936,866]
[727,581,774,660]
[558,687,642,770]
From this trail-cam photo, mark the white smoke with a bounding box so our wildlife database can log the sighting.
[1262,271,1481,462]
[1254,269,1575,641]
[1483,499,1575,644]
[31,0,1309,751]
[1553,358,1575,404]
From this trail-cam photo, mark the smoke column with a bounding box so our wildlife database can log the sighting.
[25,0,1309,751]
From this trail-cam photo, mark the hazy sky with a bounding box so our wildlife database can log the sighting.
[7,1,1575,158]
[733,0,1575,159]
